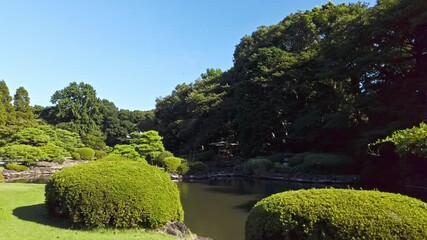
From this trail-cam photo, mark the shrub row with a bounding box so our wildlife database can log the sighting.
[5,163,29,171]
[246,189,427,240]
[288,152,354,174]
[45,156,184,229]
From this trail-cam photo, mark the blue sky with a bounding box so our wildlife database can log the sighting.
[0,0,375,110]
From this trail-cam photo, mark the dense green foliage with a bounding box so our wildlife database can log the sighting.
[288,153,354,174]
[0,145,47,164]
[45,157,184,229]
[155,151,174,166]
[373,122,427,158]
[94,150,107,159]
[243,158,273,176]
[186,161,209,175]
[110,144,142,160]
[4,163,29,171]
[162,157,182,173]
[74,147,95,161]
[154,0,427,163]
[246,189,427,240]
[71,152,81,160]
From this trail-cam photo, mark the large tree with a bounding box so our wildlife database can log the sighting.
[14,86,34,121]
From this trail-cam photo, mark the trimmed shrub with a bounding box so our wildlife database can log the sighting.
[74,147,95,161]
[243,158,273,176]
[288,152,310,167]
[45,157,183,229]
[110,144,141,160]
[246,189,427,240]
[188,161,208,175]
[5,163,29,171]
[163,157,182,173]
[289,153,354,174]
[39,143,67,163]
[94,150,107,160]
[0,144,47,164]
[154,151,174,166]
[0,171,3,182]
[71,152,81,160]
[266,153,284,163]
[177,162,190,175]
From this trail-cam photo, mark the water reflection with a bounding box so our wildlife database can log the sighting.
[178,178,347,240]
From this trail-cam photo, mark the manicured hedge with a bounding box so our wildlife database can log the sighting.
[0,170,4,182]
[39,143,67,163]
[246,189,427,240]
[243,158,273,176]
[71,152,81,160]
[94,150,107,159]
[154,151,174,166]
[289,152,353,174]
[187,161,208,175]
[45,156,184,229]
[0,145,47,164]
[74,147,95,160]
[5,163,29,171]
[163,157,182,173]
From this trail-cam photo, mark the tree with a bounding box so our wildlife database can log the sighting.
[50,82,105,149]
[0,80,15,125]
[14,86,34,121]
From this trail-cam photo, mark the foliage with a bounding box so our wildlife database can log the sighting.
[132,130,165,163]
[243,158,274,176]
[74,147,95,161]
[154,151,174,166]
[246,189,427,240]
[288,153,354,174]
[0,145,47,164]
[0,171,3,181]
[187,161,209,175]
[13,86,34,121]
[177,162,190,175]
[94,150,107,159]
[5,163,29,171]
[163,157,182,173]
[39,143,68,163]
[71,152,81,160]
[372,122,427,158]
[110,144,142,160]
[10,128,50,146]
[266,153,284,163]
[45,158,184,229]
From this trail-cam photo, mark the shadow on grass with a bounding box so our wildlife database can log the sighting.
[13,204,73,229]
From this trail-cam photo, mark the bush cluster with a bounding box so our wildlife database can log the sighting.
[71,152,81,160]
[39,143,67,163]
[74,147,95,160]
[5,163,29,171]
[0,171,3,182]
[94,150,107,159]
[246,189,427,240]
[243,158,273,176]
[187,161,209,175]
[288,153,353,174]
[154,151,174,166]
[0,145,47,164]
[45,156,184,229]
[163,157,182,173]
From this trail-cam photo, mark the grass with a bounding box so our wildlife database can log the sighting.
[0,183,178,240]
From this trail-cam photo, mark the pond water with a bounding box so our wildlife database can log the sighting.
[7,176,426,240]
[177,178,347,240]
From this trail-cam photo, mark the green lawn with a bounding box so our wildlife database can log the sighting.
[0,183,178,240]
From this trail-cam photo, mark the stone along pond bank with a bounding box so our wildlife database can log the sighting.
[1,160,359,185]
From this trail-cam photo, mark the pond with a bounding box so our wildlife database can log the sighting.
[7,176,347,240]
[177,178,348,240]
[6,176,426,240]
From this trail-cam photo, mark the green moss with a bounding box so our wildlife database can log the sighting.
[246,189,427,240]
[45,156,184,229]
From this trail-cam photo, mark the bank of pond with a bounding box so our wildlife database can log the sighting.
[1,157,427,240]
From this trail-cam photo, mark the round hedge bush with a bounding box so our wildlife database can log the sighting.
[163,157,182,173]
[245,189,427,240]
[5,163,29,171]
[45,156,184,229]
[71,152,81,160]
[74,147,95,160]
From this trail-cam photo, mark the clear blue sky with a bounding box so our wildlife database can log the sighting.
[0,0,375,110]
